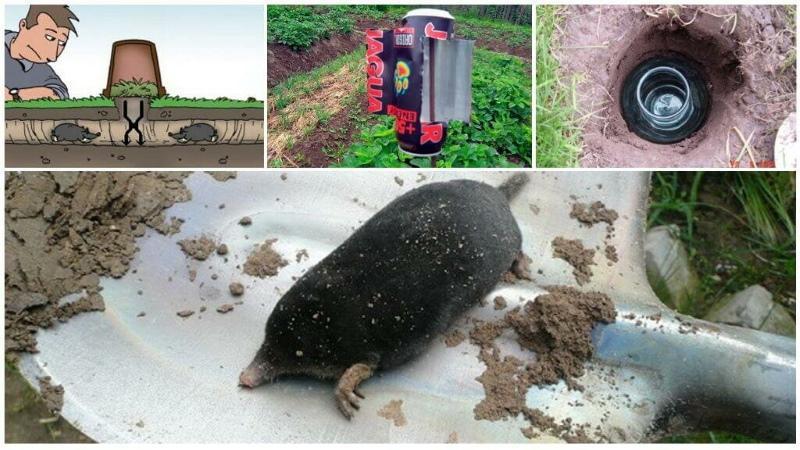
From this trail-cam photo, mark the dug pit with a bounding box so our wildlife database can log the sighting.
[556,6,796,167]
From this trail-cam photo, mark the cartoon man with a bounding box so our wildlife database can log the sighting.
[5,5,78,101]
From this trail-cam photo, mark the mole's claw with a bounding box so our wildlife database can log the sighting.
[353,387,365,399]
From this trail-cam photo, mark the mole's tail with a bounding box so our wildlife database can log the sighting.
[497,173,529,201]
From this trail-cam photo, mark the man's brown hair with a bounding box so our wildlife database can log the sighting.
[24,5,79,34]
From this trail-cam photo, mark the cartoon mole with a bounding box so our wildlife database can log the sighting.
[239,174,530,419]
[169,123,218,143]
[51,123,100,143]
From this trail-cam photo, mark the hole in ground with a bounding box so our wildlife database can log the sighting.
[605,16,744,153]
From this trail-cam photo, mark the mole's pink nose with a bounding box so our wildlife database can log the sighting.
[238,363,268,388]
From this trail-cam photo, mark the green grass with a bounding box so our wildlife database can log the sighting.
[648,172,796,318]
[7,96,262,109]
[108,79,159,98]
[5,97,114,108]
[337,48,531,168]
[662,431,761,444]
[535,5,583,168]
[143,97,262,108]
[267,5,354,50]
[649,172,794,444]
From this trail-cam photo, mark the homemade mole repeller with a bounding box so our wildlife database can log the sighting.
[366,9,474,157]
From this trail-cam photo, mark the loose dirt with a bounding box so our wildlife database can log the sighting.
[229,282,245,297]
[470,285,616,441]
[554,5,795,167]
[206,171,237,182]
[570,201,619,227]
[443,328,467,347]
[217,304,234,314]
[5,172,192,354]
[178,235,217,261]
[377,399,408,427]
[552,237,596,285]
[37,376,64,415]
[243,239,288,278]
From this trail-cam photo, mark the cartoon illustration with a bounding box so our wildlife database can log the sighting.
[4,4,265,168]
[5,5,76,100]
[169,123,218,144]
[51,123,99,143]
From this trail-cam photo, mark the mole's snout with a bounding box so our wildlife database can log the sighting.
[238,361,272,388]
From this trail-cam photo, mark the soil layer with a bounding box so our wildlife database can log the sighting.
[6,144,264,168]
[555,5,795,167]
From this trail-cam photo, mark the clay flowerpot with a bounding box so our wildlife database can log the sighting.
[102,40,167,98]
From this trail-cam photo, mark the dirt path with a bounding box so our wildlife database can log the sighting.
[554,5,795,168]
[267,63,362,166]
[268,19,391,87]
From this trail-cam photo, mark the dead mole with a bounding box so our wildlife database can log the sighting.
[239,174,529,419]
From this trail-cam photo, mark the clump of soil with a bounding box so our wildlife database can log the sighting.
[555,5,796,167]
[604,245,619,264]
[295,248,309,263]
[206,171,237,182]
[239,216,253,226]
[217,304,234,314]
[229,282,245,297]
[176,310,194,318]
[217,244,229,256]
[470,286,616,440]
[570,201,618,227]
[502,252,533,283]
[178,235,217,261]
[38,376,64,415]
[443,328,466,347]
[377,399,407,427]
[5,172,191,354]
[552,237,596,285]
[243,239,288,278]
[493,296,508,310]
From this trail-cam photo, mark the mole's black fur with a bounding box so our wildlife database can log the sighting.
[240,175,527,418]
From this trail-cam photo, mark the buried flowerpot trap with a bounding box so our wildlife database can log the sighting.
[5,40,264,168]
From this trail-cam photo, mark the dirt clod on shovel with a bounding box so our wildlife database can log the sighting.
[377,399,407,427]
[570,201,619,227]
[5,172,191,354]
[552,237,596,285]
[243,239,288,278]
[38,376,64,415]
[470,285,616,441]
[178,235,217,261]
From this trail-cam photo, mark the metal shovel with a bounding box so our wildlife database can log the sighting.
[16,171,795,442]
